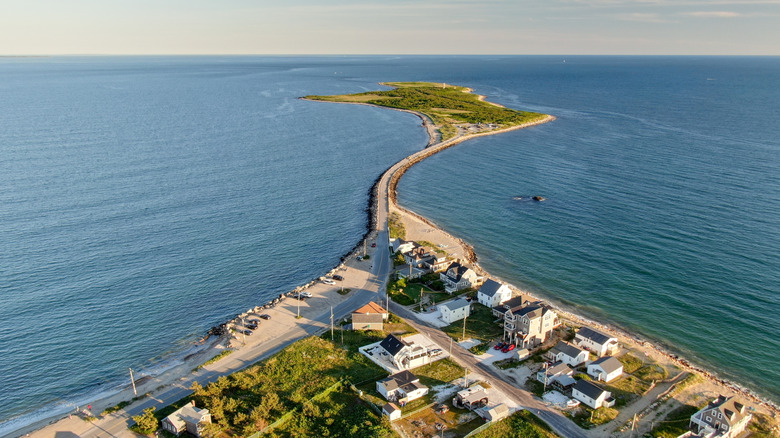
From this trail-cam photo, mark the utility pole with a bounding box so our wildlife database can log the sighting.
[449,337,453,356]
[462,315,468,341]
[542,362,549,393]
[364,240,367,257]
[129,368,137,397]
[330,306,334,341]
[464,368,469,388]
[630,413,637,438]
[297,293,301,318]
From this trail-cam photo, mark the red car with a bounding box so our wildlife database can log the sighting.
[494,342,505,350]
[502,344,516,353]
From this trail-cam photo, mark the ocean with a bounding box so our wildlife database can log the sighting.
[0,56,778,434]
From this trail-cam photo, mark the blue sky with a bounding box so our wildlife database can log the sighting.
[1,0,778,55]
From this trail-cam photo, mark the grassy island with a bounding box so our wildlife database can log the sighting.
[305,82,547,141]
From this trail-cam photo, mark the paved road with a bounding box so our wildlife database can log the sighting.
[389,303,589,438]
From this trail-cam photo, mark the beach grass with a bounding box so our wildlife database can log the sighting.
[618,353,645,374]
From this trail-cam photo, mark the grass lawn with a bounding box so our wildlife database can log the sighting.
[442,304,503,342]
[413,358,465,387]
[471,410,558,438]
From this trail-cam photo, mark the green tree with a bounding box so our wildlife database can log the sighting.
[131,407,158,435]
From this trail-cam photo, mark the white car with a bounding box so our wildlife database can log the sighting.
[300,291,313,298]
[322,279,336,285]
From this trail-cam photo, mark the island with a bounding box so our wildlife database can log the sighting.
[19,83,778,438]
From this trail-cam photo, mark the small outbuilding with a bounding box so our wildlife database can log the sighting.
[382,402,402,421]
[572,380,615,409]
[480,403,510,422]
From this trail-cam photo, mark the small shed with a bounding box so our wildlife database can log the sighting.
[382,402,402,421]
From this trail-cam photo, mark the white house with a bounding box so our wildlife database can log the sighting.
[477,279,512,308]
[376,370,429,404]
[440,262,480,293]
[382,403,402,421]
[572,380,615,409]
[380,334,431,370]
[587,356,624,383]
[689,395,752,438]
[574,327,619,357]
[439,298,471,324]
[160,401,212,438]
[546,341,589,367]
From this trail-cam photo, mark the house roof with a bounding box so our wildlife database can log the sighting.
[478,279,504,298]
[353,313,383,325]
[493,296,526,315]
[441,298,470,312]
[380,370,419,391]
[380,334,407,356]
[700,395,750,427]
[551,341,587,359]
[486,403,509,418]
[353,302,387,315]
[573,380,608,400]
[555,375,577,388]
[590,356,623,374]
[577,327,615,345]
[444,262,472,282]
[546,362,573,376]
[383,402,401,414]
[164,402,209,430]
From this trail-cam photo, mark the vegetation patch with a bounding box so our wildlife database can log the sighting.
[635,364,668,382]
[442,304,503,342]
[306,82,547,141]
[649,403,701,438]
[618,353,644,374]
[177,336,388,436]
[469,342,491,355]
[567,406,619,429]
[337,288,351,296]
[605,375,650,406]
[413,358,465,387]
[471,409,558,438]
[388,212,406,240]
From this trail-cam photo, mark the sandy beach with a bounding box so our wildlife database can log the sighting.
[14,93,778,438]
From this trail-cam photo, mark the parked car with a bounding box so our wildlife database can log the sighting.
[502,344,516,353]
[300,291,313,298]
[332,275,344,281]
[494,342,506,350]
[259,314,271,320]
[322,279,336,285]
[243,330,253,336]
[246,323,258,330]
[371,243,376,247]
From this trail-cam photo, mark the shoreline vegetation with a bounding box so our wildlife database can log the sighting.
[14,83,778,438]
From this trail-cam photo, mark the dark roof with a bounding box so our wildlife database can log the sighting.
[441,298,470,312]
[380,370,419,391]
[514,303,545,319]
[573,380,608,400]
[493,296,526,315]
[444,262,471,282]
[590,356,623,374]
[380,334,406,356]
[383,402,400,413]
[576,327,615,345]
[478,279,503,298]
[551,341,586,359]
